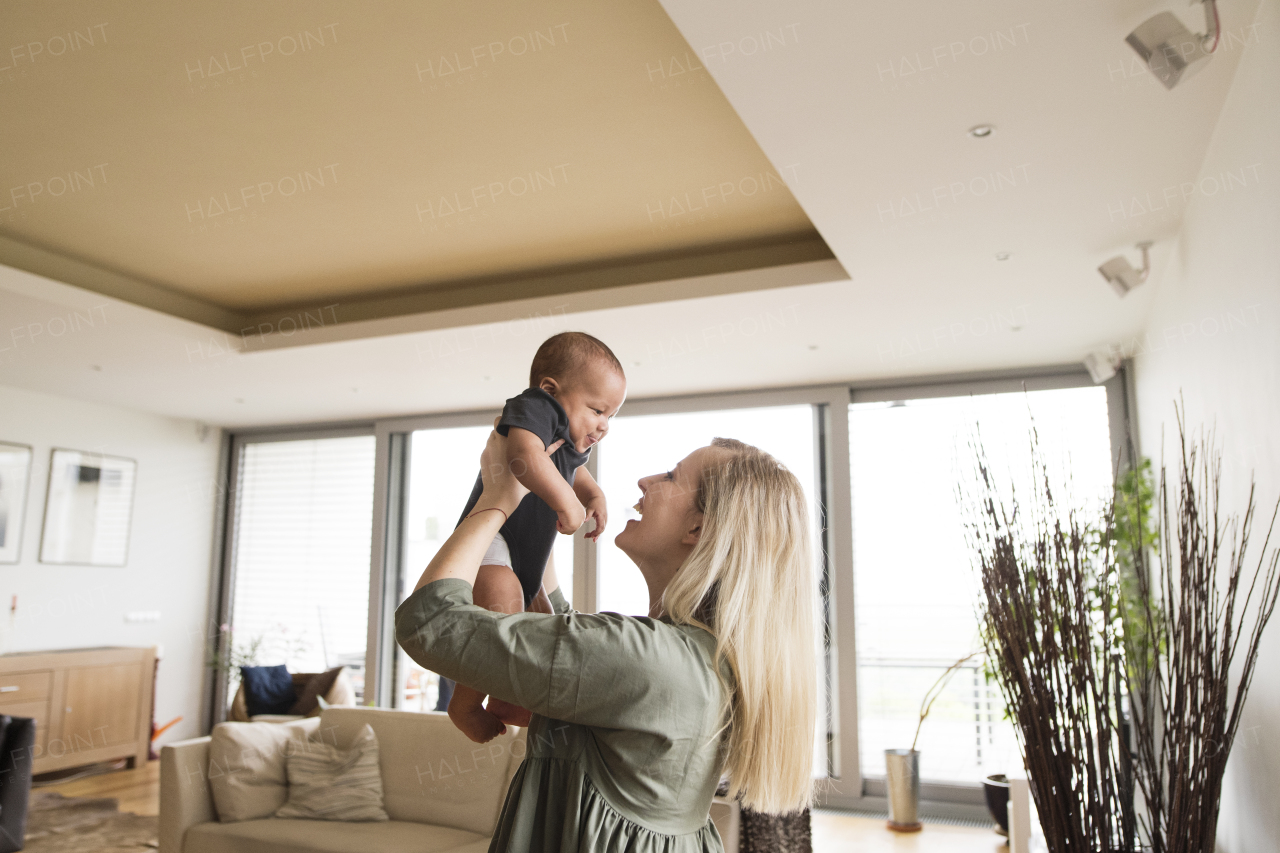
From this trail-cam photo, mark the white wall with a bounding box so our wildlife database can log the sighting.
[0,383,221,748]
[1131,1,1279,849]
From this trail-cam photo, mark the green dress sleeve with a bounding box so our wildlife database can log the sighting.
[547,584,571,615]
[395,578,723,731]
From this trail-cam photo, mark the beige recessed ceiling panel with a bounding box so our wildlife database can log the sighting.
[0,0,833,331]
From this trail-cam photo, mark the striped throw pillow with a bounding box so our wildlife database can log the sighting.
[275,723,389,822]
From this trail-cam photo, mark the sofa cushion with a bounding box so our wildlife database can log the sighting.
[241,665,297,716]
[289,667,345,716]
[208,718,319,822]
[183,818,489,853]
[319,707,526,836]
[275,723,388,822]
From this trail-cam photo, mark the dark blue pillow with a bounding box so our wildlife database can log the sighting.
[240,665,297,717]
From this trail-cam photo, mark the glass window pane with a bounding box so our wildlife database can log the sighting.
[850,386,1112,785]
[394,425,575,712]
[229,435,376,705]
[594,405,829,777]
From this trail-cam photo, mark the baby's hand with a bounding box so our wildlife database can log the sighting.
[556,500,586,535]
[583,496,607,541]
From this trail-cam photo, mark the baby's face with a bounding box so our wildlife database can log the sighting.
[541,362,627,453]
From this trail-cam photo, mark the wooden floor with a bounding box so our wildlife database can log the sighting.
[811,810,1007,853]
[38,759,161,817]
[36,762,1007,851]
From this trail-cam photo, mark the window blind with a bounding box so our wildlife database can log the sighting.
[229,435,376,690]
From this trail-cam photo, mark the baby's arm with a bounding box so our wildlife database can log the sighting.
[505,427,585,533]
[574,467,606,541]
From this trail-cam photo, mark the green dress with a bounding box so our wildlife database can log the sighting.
[394,578,731,853]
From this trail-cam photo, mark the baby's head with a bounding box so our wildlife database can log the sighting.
[530,332,627,453]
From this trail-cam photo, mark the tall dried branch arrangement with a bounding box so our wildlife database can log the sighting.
[1118,412,1280,852]
[965,407,1280,853]
[965,427,1135,852]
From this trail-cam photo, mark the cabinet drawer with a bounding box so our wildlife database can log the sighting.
[0,671,52,704]
[0,699,50,751]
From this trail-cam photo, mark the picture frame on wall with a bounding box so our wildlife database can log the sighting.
[0,443,34,564]
[39,448,138,567]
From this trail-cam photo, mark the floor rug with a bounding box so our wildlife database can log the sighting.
[20,792,158,852]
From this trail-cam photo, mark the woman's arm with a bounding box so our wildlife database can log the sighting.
[395,583,712,729]
[396,427,713,728]
[542,549,559,598]
[411,426,560,593]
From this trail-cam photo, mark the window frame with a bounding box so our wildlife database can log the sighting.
[838,364,1133,815]
[212,363,1136,823]
[213,423,376,722]
[575,383,849,787]
[368,409,503,710]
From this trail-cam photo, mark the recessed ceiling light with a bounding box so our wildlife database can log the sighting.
[995,252,1012,261]
[968,124,995,138]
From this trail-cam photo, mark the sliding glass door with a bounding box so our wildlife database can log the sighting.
[593,402,831,778]
[850,385,1114,788]
[391,423,574,712]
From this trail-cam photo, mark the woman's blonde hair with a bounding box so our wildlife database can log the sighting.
[663,438,817,814]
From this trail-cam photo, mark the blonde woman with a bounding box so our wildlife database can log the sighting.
[395,429,816,851]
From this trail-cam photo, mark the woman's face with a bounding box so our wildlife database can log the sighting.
[614,445,720,571]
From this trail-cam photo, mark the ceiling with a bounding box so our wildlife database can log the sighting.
[0,0,830,329]
[0,0,1261,426]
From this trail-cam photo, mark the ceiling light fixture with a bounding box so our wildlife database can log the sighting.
[1126,0,1220,90]
[1098,241,1154,296]
[968,125,994,138]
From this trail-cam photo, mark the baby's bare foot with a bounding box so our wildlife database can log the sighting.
[487,698,533,728]
[448,699,507,743]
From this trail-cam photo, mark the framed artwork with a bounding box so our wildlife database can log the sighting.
[40,449,137,567]
[0,443,33,564]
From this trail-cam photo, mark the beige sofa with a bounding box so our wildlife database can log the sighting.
[159,707,525,853]
[161,705,741,853]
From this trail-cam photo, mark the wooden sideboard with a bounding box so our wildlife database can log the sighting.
[0,646,156,774]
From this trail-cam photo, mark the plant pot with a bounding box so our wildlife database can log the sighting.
[983,774,1009,836]
[884,749,922,832]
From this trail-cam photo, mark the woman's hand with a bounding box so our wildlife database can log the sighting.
[477,418,564,516]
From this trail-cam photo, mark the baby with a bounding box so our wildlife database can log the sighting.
[449,331,627,743]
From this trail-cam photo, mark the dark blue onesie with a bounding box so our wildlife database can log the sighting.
[458,387,591,607]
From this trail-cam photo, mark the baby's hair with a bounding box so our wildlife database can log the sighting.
[529,332,625,388]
